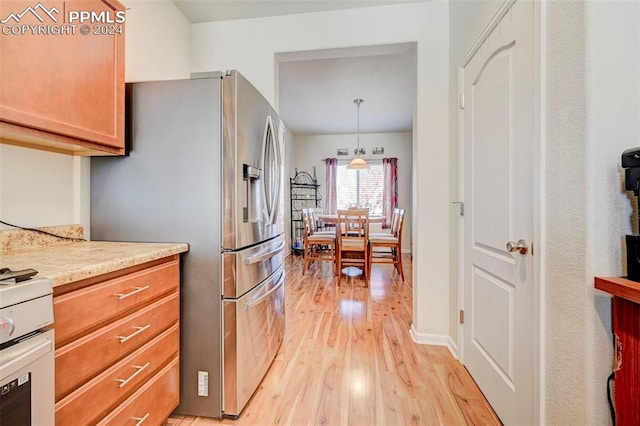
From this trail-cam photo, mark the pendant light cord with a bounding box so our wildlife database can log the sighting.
[356,99,361,154]
[354,98,364,157]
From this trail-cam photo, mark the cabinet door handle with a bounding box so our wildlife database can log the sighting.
[132,413,150,425]
[117,324,150,344]
[116,285,150,300]
[115,362,150,388]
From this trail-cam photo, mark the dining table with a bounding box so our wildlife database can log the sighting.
[317,214,386,224]
[317,214,386,278]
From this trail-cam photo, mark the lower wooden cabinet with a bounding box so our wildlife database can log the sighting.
[613,296,640,425]
[55,292,179,400]
[98,357,180,425]
[54,256,180,424]
[595,276,640,425]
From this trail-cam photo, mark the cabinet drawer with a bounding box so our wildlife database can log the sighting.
[55,323,179,425]
[97,356,179,426]
[54,260,179,344]
[55,291,178,400]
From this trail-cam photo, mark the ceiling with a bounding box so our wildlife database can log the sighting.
[171,0,424,24]
[172,1,419,135]
[278,45,416,135]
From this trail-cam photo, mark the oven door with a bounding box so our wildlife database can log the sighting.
[222,264,285,417]
[0,329,54,426]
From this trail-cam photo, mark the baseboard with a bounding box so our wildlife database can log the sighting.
[409,324,458,359]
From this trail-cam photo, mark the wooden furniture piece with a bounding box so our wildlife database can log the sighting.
[307,208,335,237]
[53,255,180,425]
[368,208,405,281]
[0,0,126,155]
[336,209,370,286]
[318,214,386,224]
[302,208,336,276]
[595,276,640,426]
[290,170,322,254]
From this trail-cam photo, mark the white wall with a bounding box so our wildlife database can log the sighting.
[544,2,589,422]
[123,0,192,82]
[291,132,413,253]
[544,1,639,424]
[283,127,296,253]
[191,1,451,340]
[0,145,88,229]
[0,1,191,235]
[585,2,640,423]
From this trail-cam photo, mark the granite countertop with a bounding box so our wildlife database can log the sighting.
[1,225,188,288]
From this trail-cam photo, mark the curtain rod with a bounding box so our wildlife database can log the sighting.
[320,157,389,162]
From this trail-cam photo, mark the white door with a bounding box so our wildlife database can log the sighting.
[461,1,535,424]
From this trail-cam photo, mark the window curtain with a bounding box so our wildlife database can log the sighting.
[382,157,398,229]
[325,158,338,215]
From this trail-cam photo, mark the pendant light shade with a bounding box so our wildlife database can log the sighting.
[347,157,369,170]
[347,98,369,170]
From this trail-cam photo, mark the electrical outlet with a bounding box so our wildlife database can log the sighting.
[197,371,208,397]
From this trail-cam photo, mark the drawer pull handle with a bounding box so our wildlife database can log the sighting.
[116,285,150,300]
[117,324,151,344]
[132,413,150,425]
[115,362,150,388]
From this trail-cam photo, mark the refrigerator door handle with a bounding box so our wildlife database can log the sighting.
[262,116,280,225]
[244,273,285,309]
[244,240,286,265]
[271,123,283,225]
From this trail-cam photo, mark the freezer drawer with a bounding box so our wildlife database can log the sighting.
[222,235,285,298]
[223,264,285,417]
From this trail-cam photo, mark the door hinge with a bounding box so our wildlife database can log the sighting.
[459,94,465,109]
[452,201,464,216]
[459,309,464,324]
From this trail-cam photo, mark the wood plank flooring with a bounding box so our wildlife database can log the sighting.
[167,255,501,426]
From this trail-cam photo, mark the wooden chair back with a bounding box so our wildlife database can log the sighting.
[308,208,319,233]
[337,209,370,245]
[368,207,406,281]
[301,207,336,276]
[302,208,313,239]
[336,209,370,285]
[391,208,405,239]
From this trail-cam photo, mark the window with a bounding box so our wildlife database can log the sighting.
[336,162,384,215]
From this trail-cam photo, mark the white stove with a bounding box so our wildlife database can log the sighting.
[0,273,55,425]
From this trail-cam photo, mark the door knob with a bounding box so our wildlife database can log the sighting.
[506,239,528,255]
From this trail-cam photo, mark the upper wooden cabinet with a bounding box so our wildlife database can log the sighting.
[0,0,125,155]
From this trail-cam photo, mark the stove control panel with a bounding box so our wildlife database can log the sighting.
[0,316,15,341]
[0,277,53,345]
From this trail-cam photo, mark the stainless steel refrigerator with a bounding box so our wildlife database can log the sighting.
[90,70,286,419]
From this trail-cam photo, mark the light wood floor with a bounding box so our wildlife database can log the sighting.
[167,255,501,426]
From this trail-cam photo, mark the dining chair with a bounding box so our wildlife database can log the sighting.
[308,208,334,236]
[368,208,399,239]
[336,209,370,286]
[368,208,405,281]
[302,208,336,276]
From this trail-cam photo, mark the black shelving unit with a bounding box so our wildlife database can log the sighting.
[290,168,321,254]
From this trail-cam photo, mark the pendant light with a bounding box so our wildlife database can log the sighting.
[347,98,370,170]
